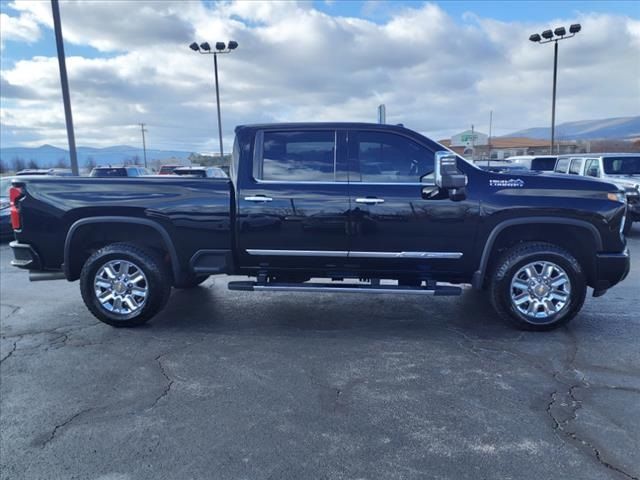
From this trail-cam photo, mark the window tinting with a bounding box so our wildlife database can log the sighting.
[569,159,583,175]
[261,131,335,181]
[531,157,556,171]
[351,131,434,183]
[603,156,640,175]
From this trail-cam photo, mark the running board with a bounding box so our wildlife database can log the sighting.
[227,281,461,296]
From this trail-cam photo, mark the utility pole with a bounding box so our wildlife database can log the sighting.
[550,40,558,154]
[51,0,79,176]
[488,110,493,167]
[471,124,475,161]
[139,123,148,168]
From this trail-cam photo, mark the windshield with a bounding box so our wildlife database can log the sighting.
[603,156,640,175]
[531,157,557,171]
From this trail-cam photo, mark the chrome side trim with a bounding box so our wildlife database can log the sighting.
[246,249,349,257]
[350,251,463,259]
[245,249,462,259]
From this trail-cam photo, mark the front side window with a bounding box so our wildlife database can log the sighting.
[350,131,434,183]
[261,130,335,181]
[585,159,600,177]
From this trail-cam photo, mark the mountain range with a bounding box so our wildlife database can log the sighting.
[502,116,640,141]
[0,145,193,169]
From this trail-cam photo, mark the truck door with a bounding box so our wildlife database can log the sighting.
[236,129,351,271]
[346,129,478,278]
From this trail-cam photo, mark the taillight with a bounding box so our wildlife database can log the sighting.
[9,186,24,230]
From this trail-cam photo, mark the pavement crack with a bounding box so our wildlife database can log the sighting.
[149,352,175,409]
[0,339,19,364]
[41,408,92,448]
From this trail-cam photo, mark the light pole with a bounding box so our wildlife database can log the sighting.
[189,40,238,160]
[529,24,581,155]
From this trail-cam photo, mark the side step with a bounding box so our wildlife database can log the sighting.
[228,281,462,296]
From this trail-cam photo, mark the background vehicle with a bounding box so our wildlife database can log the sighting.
[0,177,12,239]
[15,168,73,176]
[173,166,228,178]
[554,153,640,233]
[507,155,557,172]
[9,123,629,331]
[90,166,151,177]
[158,165,181,175]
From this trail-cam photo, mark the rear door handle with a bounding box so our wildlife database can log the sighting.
[355,197,385,205]
[244,195,273,202]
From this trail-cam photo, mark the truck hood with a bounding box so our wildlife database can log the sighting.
[603,175,640,191]
[477,169,623,194]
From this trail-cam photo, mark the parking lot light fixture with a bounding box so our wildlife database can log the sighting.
[189,40,239,159]
[529,24,581,154]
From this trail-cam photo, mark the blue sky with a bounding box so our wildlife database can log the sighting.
[1,1,638,150]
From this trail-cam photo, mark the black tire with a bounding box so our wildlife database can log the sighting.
[173,274,209,289]
[80,243,172,327]
[622,218,633,235]
[489,242,586,331]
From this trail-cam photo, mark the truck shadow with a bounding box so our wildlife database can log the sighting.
[151,281,518,341]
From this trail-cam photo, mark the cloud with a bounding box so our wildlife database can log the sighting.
[1,1,639,150]
[0,11,42,49]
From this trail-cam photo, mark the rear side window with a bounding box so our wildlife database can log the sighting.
[260,130,335,181]
[349,131,434,183]
[554,158,569,173]
[531,157,556,171]
[568,159,583,175]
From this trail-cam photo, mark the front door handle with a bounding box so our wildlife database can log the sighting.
[355,197,385,205]
[244,195,273,202]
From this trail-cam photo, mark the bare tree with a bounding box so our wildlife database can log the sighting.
[0,160,7,174]
[12,157,26,172]
[27,159,39,169]
[85,156,96,172]
[55,157,69,168]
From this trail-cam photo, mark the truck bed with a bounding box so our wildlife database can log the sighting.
[11,176,233,275]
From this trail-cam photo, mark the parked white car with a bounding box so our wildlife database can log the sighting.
[554,153,640,232]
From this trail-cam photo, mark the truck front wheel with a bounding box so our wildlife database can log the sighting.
[489,242,586,331]
[80,243,172,327]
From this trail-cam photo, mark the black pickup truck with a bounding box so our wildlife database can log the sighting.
[9,123,630,330]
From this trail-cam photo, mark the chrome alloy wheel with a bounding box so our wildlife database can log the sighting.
[510,261,571,321]
[94,260,148,315]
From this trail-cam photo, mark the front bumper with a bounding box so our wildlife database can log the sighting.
[9,241,42,270]
[592,248,631,297]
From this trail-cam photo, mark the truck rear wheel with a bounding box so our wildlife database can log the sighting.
[80,243,171,327]
[489,242,586,331]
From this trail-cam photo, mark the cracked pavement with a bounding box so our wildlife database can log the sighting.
[1,227,639,480]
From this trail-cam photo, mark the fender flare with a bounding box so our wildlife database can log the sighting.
[471,216,602,289]
[64,216,181,281]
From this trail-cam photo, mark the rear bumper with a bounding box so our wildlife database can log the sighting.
[10,241,42,269]
[592,248,631,297]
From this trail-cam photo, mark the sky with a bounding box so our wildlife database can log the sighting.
[1,0,639,153]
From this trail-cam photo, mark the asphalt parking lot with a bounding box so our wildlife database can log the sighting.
[1,228,639,480]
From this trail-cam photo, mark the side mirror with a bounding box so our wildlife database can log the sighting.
[434,151,467,189]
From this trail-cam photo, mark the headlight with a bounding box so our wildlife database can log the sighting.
[607,192,626,203]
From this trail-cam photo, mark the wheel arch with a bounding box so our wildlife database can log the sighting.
[64,216,181,282]
[472,217,602,289]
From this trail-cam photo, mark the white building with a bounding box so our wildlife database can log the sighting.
[450,130,488,148]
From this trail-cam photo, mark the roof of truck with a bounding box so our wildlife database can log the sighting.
[235,122,411,132]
